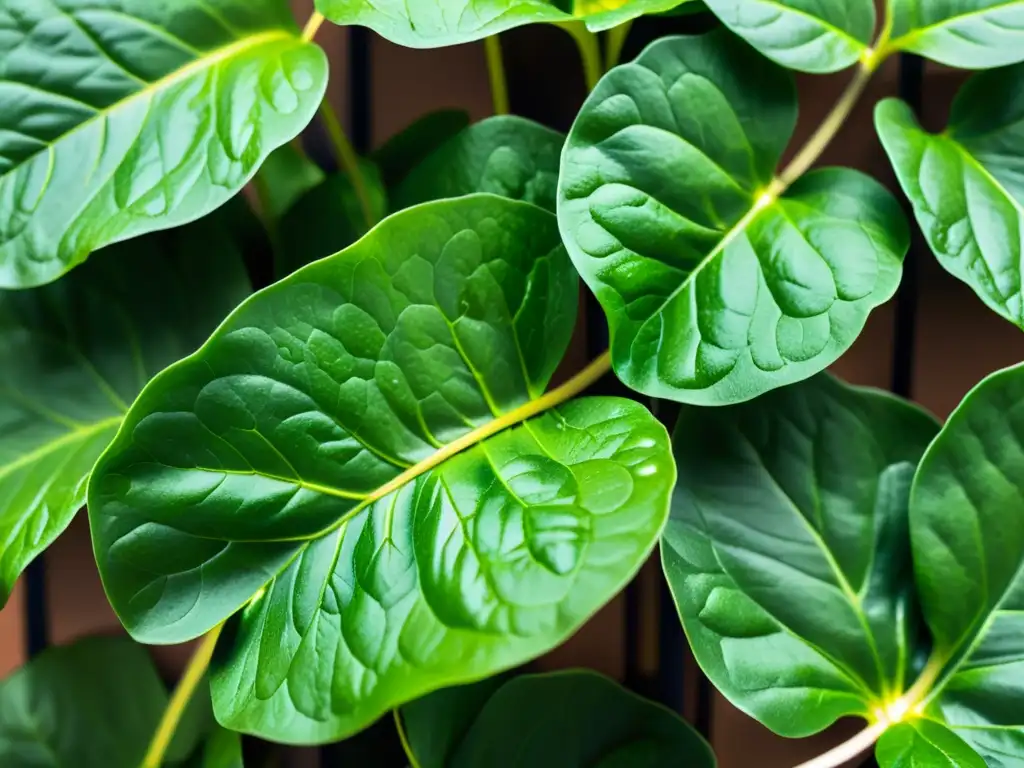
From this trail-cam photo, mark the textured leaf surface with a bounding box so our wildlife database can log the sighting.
[403,671,716,767]
[373,110,472,189]
[0,636,204,767]
[0,0,327,288]
[703,0,876,73]
[662,373,939,737]
[909,363,1024,764]
[89,195,674,744]
[877,721,986,768]
[315,0,693,46]
[888,0,1024,68]
[877,67,1024,331]
[0,211,250,606]
[275,163,387,277]
[393,117,564,213]
[559,33,907,406]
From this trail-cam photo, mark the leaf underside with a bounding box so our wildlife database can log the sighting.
[889,0,1024,68]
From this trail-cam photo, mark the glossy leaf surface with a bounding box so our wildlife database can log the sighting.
[877,721,987,768]
[662,373,939,737]
[0,212,250,606]
[393,117,564,213]
[275,163,387,277]
[373,110,472,189]
[559,33,907,405]
[909,363,1024,764]
[888,0,1024,68]
[877,67,1024,331]
[315,0,693,46]
[0,0,327,289]
[89,195,675,744]
[0,636,203,767]
[703,0,876,73]
[402,671,716,767]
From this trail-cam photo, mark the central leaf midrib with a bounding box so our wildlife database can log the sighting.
[0,416,123,484]
[0,28,297,189]
[756,0,869,49]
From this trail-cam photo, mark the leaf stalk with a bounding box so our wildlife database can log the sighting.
[319,101,378,230]
[557,22,603,92]
[485,36,511,115]
[605,21,632,70]
[791,721,888,768]
[302,12,325,43]
[141,623,225,768]
[394,710,423,768]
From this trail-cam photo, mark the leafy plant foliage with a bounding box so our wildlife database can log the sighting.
[887,0,1024,68]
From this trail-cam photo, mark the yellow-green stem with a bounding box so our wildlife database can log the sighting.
[302,12,325,43]
[319,101,377,230]
[557,21,603,92]
[605,21,632,70]
[394,710,423,768]
[485,36,510,115]
[792,721,888,768]
[141,623,225,768]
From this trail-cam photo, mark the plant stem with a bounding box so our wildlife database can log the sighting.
[485,36,510,115]
[792,721,888,768]
[605,21,632,70]
[394,710,423,768]
[141,623,225,768]
[302,11,325,43]
[557,21,603,92]
[319,101,377,230]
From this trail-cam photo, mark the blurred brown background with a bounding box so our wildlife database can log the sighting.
[0,2,1014,767]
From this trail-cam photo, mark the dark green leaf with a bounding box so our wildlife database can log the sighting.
[888,1,1024,68]
[0,210,250,606]
[877,66,1024,331]
[908,362,1024,764]
[314,0,695,46]
[0,0,327,289]
[0,635,204,767]
[256,144,326,225]
[274,163,387,277]
[88,195,675,744]
[372,110,472,189]
[662,373,939,737]
[877,721,986,768]
[402,671,716,767]
[393,116,564,213]
[559,32,907,406]
[703,0,876,73]
[186,726,244,768]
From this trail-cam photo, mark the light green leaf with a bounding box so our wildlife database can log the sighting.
[888,1,1024,68]
[908,362,1024,765]
[314,0,694,47]
[255,144,326,225]
[877,721,986,768]
[373,110,472,189]
[88,194,675,744]
[402,670,716,767]
[877,67,1024,332]
[393,116,564,213]
[0,0,327,289]
[274,163,388,278]
[0,209,251,606]
[703,0,876,73]
[661,373,939,737]
[0,636,205,767]
[558,32,907,406]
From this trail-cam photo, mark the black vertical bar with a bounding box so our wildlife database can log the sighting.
[25,555,48,657]
[348,27,373,155]
[890,54,924,400]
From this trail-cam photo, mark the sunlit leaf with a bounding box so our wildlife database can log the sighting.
[888,0,1024,68]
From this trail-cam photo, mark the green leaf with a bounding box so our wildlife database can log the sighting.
[908,362,1024,764]
[876,67,1024,332]
[0,635,204,767]
[0,0,327,289]
[888,1,1024,68]
[274,163,388,277]
[186,726,244,768]
[877,721,987,768]
[402,670,716,767]
[703,0,876,73]
[393,117,564,213]
[661,373,939,737]
[558,32,907,406]
[255,144,326,225]
[372,110,472,189]
[314,0,694,47]
[0,209,251,606]
[88,194,675,744]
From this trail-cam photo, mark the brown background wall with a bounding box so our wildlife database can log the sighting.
[1,6,1016,768]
